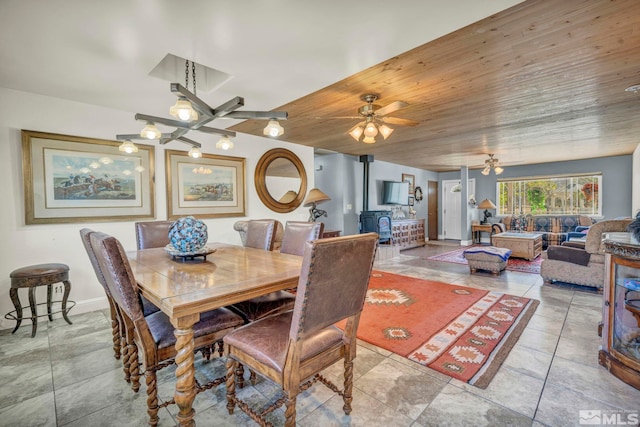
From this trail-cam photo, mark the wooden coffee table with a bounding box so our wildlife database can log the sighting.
[491,232,543,260]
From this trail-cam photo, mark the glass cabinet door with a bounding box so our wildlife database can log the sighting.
[610,256,640,370]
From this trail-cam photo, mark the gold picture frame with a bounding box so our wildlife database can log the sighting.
[402,173,415,194]
[165,149,246,219]
[22,130,155,224]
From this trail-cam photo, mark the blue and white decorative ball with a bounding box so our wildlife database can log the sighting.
[168,216,208,253]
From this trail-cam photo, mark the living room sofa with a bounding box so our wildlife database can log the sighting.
[540,218,632,290]
[499,214,594,249]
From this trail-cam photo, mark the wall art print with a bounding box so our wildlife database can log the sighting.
[165,149,246,219]
[22,130,155,224]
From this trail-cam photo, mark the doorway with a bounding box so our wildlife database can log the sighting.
[427,181,438,241]
[442,179,475,240]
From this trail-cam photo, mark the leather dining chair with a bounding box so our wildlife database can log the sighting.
[279,221,325,256]
[81,228,170,390]
[230,219,298,322]
[133,221,174,316]
[224,233,378,427]
[79,229,126,364]
[244,219,278,251]
[89,231,245,427]
[134,220,173,250]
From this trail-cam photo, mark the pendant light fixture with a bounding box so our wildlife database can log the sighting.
[216,135,234,150]
[118,140,139,154]
[263,119,284,137]
[169,60,199,122]
[116,57,287,157]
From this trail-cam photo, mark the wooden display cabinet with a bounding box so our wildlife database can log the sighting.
[600,234,640,390]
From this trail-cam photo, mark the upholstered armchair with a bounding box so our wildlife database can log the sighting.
[540,219,632,289]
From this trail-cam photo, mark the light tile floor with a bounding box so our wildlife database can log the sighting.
[1,244,639,426]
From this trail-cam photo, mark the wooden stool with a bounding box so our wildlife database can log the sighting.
[6,263,74,337]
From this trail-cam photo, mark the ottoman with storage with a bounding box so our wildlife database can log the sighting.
[463,246,512,275]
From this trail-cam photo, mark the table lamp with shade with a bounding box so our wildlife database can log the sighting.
[477,198,497,224]
[304,188,331,222]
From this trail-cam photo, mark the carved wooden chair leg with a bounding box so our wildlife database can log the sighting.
[122,339,131,383]
[128,342,141,393]
[249,370,257,385]
[284,393,297,427]
[342,360,354,415]
[225,358,237,414]
[235,363,245,389]
[111,321,121,359]
[145,369,160,426]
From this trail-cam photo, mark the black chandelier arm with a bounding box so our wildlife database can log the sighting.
[170,83,245,119]
[135,113,199,129]
[177,136,201,148]
[133,113,236,138]
[116,133,173,141]
[224,111,288,120]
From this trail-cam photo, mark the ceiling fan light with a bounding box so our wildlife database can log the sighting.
[263,119,284,137]
[170,97,199,122]
[140,122,162,139]
[481,166,490,176]
[378,124,394,139]
[363,122,378,138]
[216,135,234,150]
[494,166,504,175]
[118,140,139,153]
[362,135,376,144]
[188,146,202,158]
[348,126,364,141]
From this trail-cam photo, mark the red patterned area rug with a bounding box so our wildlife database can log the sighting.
[343,271,539,388]
[426,246,543,274]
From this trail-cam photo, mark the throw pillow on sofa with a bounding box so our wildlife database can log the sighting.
[546,245,591,266]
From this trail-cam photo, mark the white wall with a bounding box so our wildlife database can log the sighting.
[0,87,314,329]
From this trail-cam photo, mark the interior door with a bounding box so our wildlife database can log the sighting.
[443,181,462,239]
[442,179,475,240]
[428,181,438,241]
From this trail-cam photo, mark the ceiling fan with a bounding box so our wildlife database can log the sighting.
[323,94,419,143]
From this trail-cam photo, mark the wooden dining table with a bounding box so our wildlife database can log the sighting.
[127,243,303,427]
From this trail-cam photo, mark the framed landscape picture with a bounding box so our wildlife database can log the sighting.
[22,130,155,224]
[165,149,246,219]
[402,173,415,194]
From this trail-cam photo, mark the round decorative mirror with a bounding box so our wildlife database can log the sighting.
[255,148,307,213]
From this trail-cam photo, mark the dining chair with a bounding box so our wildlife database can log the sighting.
[89,231,245,426]
[279,221,325,256]
[230,219,298,322]
[133,221,173,316]
[224,233,378,427]
[134,220,173,250]
[244,219,278,251]
[79,228,125,362]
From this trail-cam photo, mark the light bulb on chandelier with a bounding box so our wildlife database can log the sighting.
[118,140,139,154]
[140,122,162,140]
[263,119,284,137]
[216,136,234,150]
[188,146,202,158]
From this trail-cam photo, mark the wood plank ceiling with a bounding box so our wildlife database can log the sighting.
[230,0,640,172]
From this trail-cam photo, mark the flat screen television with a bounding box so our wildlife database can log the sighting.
[382,180,409,205]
